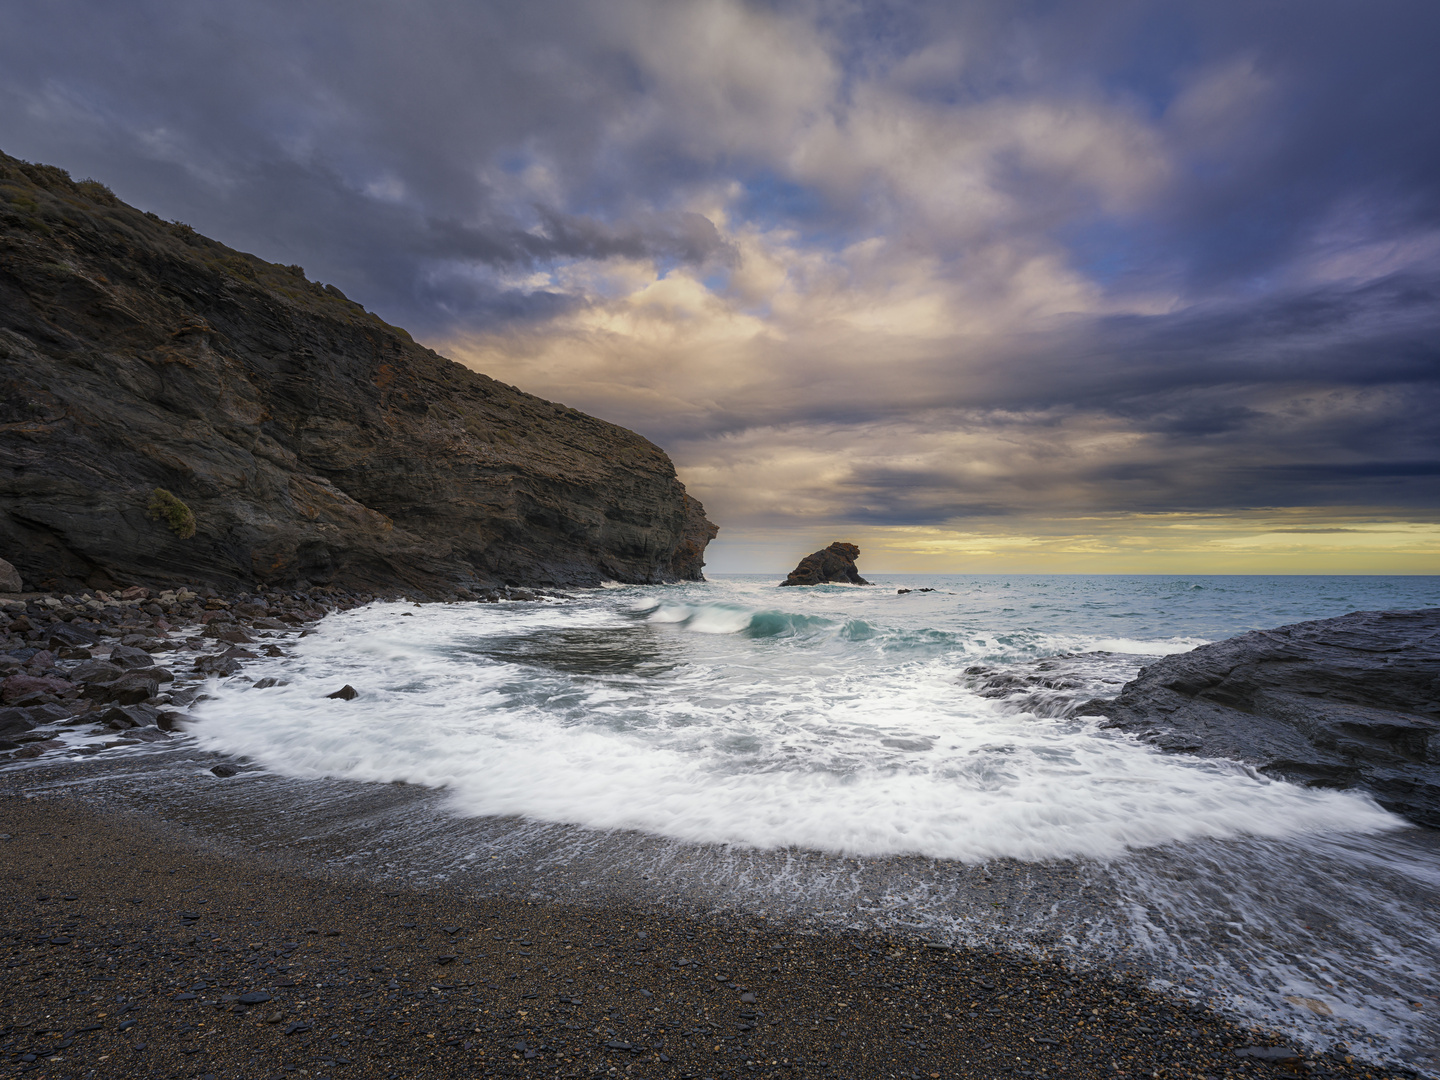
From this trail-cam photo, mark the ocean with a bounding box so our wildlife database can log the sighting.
[195,573,1435,863]
[30,574,1440,1070]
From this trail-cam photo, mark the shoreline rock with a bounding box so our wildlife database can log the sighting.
[1079,607,1440,828]
[780,542,870,586]
[0,579,566,762]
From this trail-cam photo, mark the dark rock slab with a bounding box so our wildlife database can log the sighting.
[194,655,243,678]
[82,670,160,705]
[68,660,125,685]
[780,542,870,587]
[0,706,36,740]
[47,624,99,649]
[1079,608,1440,827]
[107,645,156,670]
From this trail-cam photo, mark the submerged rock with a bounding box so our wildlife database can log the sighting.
[780,542,871,587]
[1079,608,1440,828]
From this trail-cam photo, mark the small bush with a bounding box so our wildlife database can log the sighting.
[76,179,117,205]
[19,162,71,189]
[147,488,196,539]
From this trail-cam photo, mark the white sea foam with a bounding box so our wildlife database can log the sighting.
[192,588,1405,863]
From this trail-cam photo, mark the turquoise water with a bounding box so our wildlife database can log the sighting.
[717,572,1440,640]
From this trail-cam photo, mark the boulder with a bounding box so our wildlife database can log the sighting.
[1,673,73,705]
[99,703,160,729]
[0,706,36,740]
[107,644,157,670]
[47,624,99,650]
[779,542,871,587]
[204,625,257,645]
[24,649,56,671]
[82,670,160,705]
[194,655,243,677]
[156,710,186,732]
[0,557,20,592]
[69,659,125,685]
[1079,608,1440,828]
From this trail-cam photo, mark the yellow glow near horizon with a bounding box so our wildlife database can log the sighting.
[703,513,1440,575]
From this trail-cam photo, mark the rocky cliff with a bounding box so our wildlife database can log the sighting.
[1081,608,1440,828]
[0,153,715,595]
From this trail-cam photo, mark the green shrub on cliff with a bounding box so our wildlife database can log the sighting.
[147,488,196,539]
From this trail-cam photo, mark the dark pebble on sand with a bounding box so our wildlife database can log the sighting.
[0,797,1403,1080]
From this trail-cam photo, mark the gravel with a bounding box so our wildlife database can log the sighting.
[0,796,1414,1080]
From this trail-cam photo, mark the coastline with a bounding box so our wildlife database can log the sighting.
[0,792,1400,1080]
[3,583,1437,1078]
[0,581,561,765]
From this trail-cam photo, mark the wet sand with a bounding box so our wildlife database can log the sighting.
[0,793,1413,1080]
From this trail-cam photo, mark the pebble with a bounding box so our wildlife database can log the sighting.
[0,797,1407,1080]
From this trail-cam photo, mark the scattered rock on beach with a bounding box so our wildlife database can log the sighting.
[780,542,871,587]
[327,684,359,700]
[0,557,21,592]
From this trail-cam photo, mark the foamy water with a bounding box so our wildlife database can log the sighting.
[191,578,1409,862]
[21,573,1440,1072]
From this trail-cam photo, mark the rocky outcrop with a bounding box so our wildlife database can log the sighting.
[664,493,719,582]
[1079,608,1440,828]
[0,153,715,595]
[780,542,870,586]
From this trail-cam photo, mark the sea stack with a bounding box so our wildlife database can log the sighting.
[780,542,870,586]
[0,152,715,595]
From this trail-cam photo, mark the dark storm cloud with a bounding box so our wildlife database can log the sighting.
[1,0,1438,541]
[424,208,732,269]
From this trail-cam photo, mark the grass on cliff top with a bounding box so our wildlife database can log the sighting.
[0,152,409,340]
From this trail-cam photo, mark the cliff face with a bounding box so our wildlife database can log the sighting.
[0,154,715,594]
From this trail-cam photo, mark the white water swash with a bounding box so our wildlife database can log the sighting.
[174,575,1440,1070]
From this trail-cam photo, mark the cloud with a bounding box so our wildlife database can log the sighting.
[2,0,1438,569]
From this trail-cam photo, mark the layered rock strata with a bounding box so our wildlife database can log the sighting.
[0,153,715,594]
[1081,608,1440,828]
[780,542,870,586]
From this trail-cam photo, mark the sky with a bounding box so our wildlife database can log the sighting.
[2,0,1438,574]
